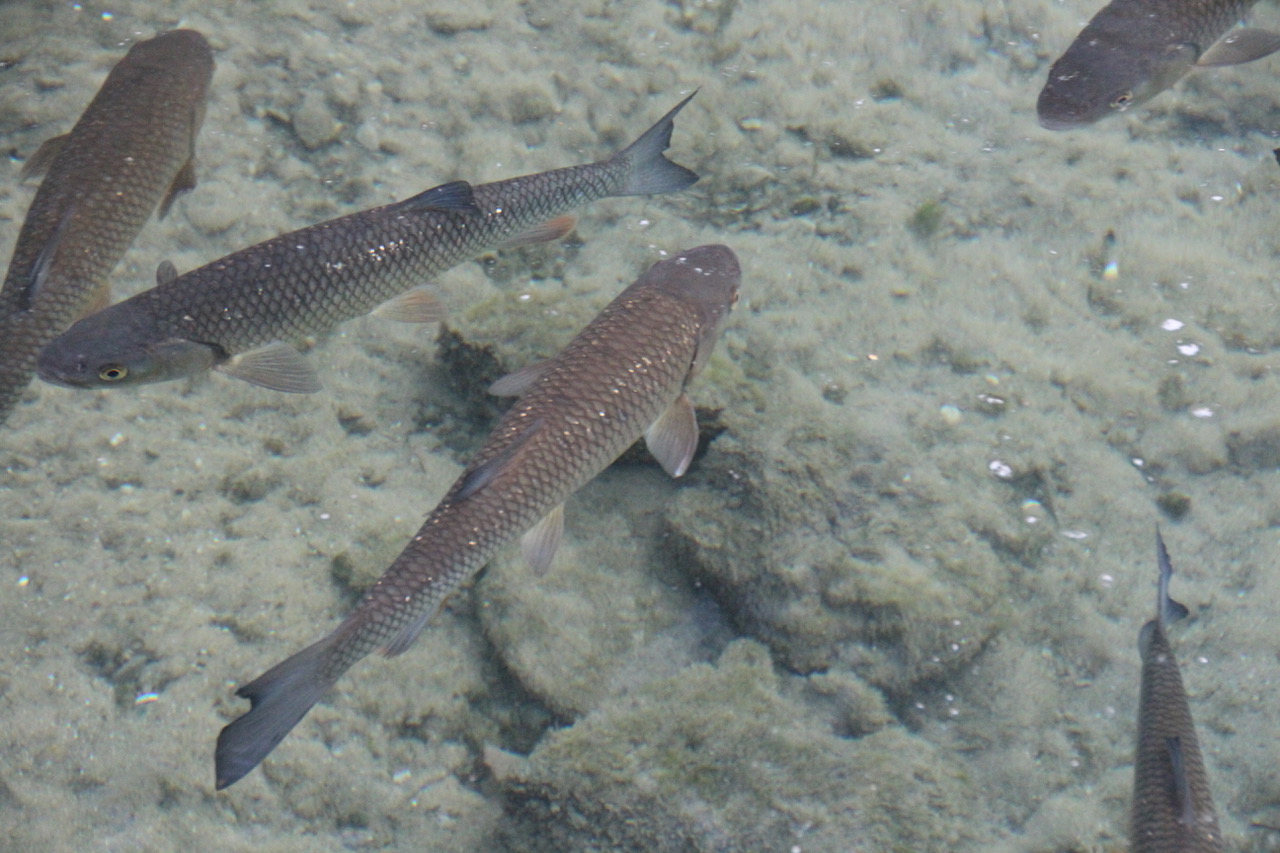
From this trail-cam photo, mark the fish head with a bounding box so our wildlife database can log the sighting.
[658,244,740,378]
[36,301,220,388]
[1037,36,1200,129]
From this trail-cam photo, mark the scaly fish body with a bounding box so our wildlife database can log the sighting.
[1131,531,1223,852]
[1037,0,1278,128]
[36,94,699,394]
[213,244,741,789]
[0,29,213,422]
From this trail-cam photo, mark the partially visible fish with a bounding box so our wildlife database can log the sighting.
[1037,0,1280,129]
[213,244,741,789]
[37,94,700,394]
[1131,530,1223,852]
[0,29,213,423]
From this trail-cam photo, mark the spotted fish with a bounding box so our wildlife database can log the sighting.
[37,94,699,394]
[0,29,213,423]
[214,244,741,789]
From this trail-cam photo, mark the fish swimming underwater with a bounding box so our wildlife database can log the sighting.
[1131,530,1223,852]
[37,94,700,394]
[0,29,213,423]
[1037,0,1280,129]
[213,244,741,789]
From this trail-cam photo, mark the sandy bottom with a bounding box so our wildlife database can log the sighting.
[2,0,1280,850]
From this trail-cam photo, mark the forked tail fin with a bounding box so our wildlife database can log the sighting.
[612,91,700,196]
[214,634,341,789]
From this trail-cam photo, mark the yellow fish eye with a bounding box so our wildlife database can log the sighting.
[99,364,128,381]
[1111,91,1133,110]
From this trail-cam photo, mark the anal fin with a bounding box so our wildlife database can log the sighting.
[498,215,575,249]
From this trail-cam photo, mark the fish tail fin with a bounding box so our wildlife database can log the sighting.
[611,91,700,196]
[214,633,345,790]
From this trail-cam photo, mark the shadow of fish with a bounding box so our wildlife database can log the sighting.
[0,30,213,423]
[37,94,700,395]
[213,244,741,790]
[1131,530,1223,852]
[1037,0,1280,129]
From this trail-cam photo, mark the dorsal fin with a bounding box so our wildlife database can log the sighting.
[156,260,179,285]
[455,419,542,501]
[393,180,480,216]
[18,133,68,181]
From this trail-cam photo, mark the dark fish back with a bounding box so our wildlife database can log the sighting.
[213,246,739,789]
[1131,534,1223,852]
[142,182,481,352]
[0,29,213,422]
[335,278,705,666]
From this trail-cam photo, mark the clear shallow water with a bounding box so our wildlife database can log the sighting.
[2,1,1279,850]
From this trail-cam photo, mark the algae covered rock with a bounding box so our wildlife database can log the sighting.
[663,405,1029,692]
[487,640,987,852]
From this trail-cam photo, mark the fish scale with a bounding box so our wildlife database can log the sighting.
[143,157,650,350]
[214,244,741,789]
[1131,532,1223,852]
[37,93,699,392]
[339,285,702,662]
[0,29,213,423]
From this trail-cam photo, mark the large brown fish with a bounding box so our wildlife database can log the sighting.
[1131,530,1223,852]
[0,29,213,423]
[214,244,741,789]
[1037,0,1280,129]
[37,94,699,394]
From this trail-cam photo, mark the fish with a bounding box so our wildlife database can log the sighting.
[0,29,213,424]
[1130,529,1223,852]
[213,244,741,789]
[1036,0,1280,129]
[36,94,700,394]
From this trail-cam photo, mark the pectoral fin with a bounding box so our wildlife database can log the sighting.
[498,215,575,249]
[521,504,564,575]
[1198,28,1280,66]
[157,158,197,219]
[489,359,554,396]
[18,133,68,180]
[75,281,111,322]
[644,392,698,477]
[216,342,321,393]
[371,287,444,323]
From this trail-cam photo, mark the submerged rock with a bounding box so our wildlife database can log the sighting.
[487,640,987,852]
[663,399,1027,693]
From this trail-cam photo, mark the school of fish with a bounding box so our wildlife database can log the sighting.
[1,5,1261,842]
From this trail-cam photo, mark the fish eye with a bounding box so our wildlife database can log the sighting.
[1111,91,1133,110]
[99,364,128,381]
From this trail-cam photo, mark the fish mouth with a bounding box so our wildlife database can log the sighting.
[34,349,90,388]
